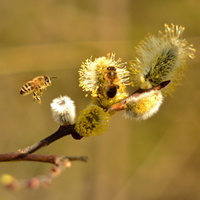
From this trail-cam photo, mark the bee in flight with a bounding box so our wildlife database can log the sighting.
[20,75,56,104]
[104,66,120,98]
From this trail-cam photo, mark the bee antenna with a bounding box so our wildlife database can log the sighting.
[50,76,57,79]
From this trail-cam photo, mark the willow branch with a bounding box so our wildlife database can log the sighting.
[0,125,86,190]
[0,154,87,190]
[18,124,82,154]
[0,153,87,164]
[0,124,83,164]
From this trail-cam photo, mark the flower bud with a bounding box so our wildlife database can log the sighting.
[50,96,76,126]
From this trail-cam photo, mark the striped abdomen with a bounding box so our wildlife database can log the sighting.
[20,81,36,96]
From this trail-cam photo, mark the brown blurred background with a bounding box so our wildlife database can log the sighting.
[0,0,200,199]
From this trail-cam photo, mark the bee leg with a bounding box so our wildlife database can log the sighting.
[39,89,43,96]
[37,88,43,97]
[35,85,43,96]
[32,92,42,104]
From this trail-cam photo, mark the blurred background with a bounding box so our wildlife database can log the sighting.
[0,0,200,199]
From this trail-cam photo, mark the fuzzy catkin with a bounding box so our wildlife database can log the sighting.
[75,105,110,137]
[129,24,195,96]
[50,96,76,125]
[79,53,129,108]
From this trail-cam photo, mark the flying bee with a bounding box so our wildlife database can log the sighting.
[104,66,120,98]
[20,75,56,104]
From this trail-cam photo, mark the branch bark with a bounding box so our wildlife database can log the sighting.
[17,124,82,154]
[0,153,87,164]
[0,125,86,190]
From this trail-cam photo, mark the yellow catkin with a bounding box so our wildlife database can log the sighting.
[79,53,129,108]
[75,105,110,137]
[129,24,195,96]
[125,90,164,121]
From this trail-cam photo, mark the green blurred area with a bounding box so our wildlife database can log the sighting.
[0,0,200,199]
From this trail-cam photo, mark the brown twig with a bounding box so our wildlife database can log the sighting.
[18,124,82,154]
[0,124,83,164]
[0,153,87,164]
[0,125,82,162]
[1,154,87,190]
[0,124,85,189]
